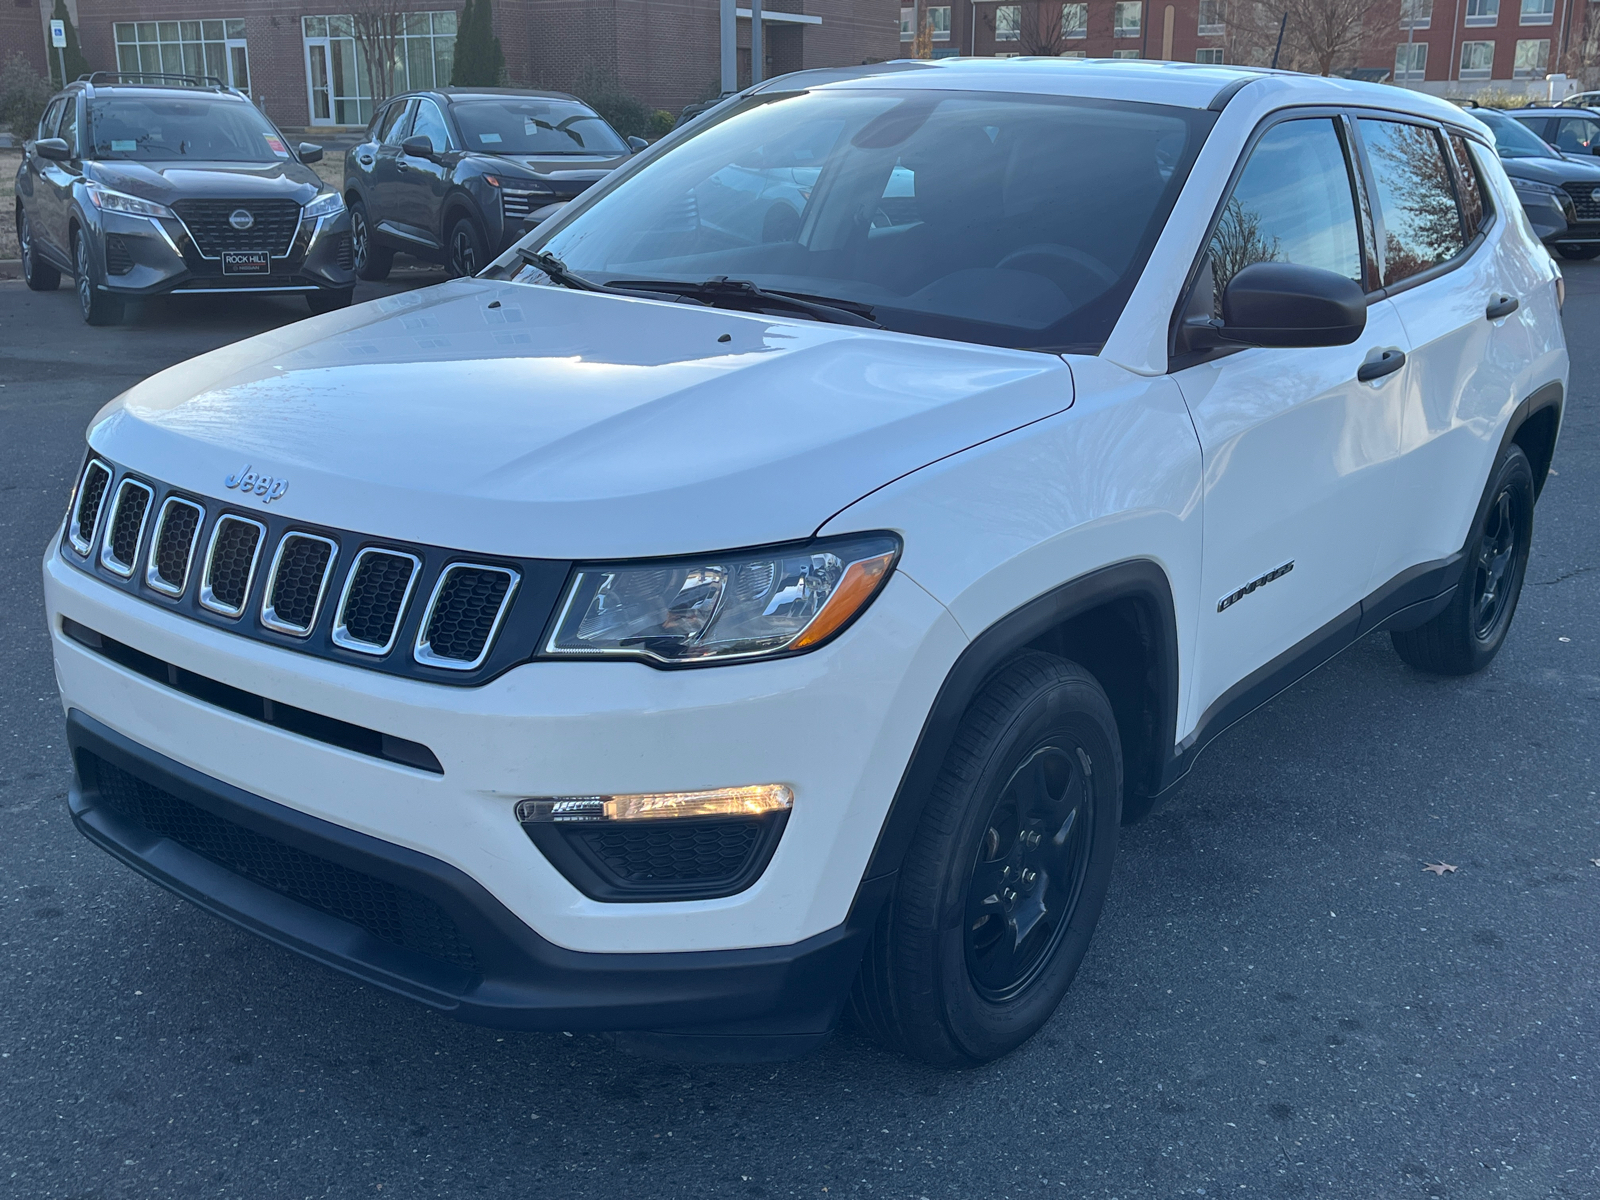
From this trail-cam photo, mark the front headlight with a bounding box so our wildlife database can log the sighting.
[83,183,175,219]
[1512,178,1564,200]
[303,190,344,219]
[542,532,901,664]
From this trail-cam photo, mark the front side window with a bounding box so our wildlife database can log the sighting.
[1520,0,1554,23]
[518,88,1211,353]
[1198,0,1224,35]
[38,97,64,142]
[1513,38,1550,77]
[60,99,79,158]
[1459,40,1495,77]
[409,98,451,152]
[1063,3,1089,36]
[1465,0,1499,25]
[1395,42,1428,79]
[86,97,289,162]
[453,98,626,155]
[1206,118,1362,312]
[1358,119,1466,285]
[996,5,1021,40]
[1115,1,1142,35]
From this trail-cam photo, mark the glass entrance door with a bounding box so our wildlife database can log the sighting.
[301,17,370,126]
[305,38,331,123]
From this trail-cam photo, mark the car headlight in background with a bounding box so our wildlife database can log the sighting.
[542,532,901,664]
[1512,178,1576,217]
[83,183,175,219]
[302,191,345,219]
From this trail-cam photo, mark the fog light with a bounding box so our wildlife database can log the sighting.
[516,784,793,824]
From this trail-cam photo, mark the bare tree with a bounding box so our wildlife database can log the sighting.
[351,0,403,106]
[984,4,1071,56]
[1226,0,1392,76]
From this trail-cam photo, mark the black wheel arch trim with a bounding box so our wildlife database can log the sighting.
[1501,380,1563,500]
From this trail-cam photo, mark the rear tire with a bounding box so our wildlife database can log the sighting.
[306,287,355,315]
[850,652,1122,1066]
[19,210,60,291]
[350,199,393,281]
[74,229,123,326]
[1556,244,1600,261]
[446,214,486,278]
[1391,444,1534,676]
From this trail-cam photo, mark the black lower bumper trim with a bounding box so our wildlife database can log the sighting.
[66,711,886,1044]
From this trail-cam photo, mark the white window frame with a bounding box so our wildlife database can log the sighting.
[1112,47,1140,57]
[1458,39,1495,77]
[928,5,952,40]
[995,4,1021,40]
[1114,1,1143,37]
[1394,41,1428,80]
[900,6,915,40]
[1400,0,1433,29]
[1520,0,1554,24]
[1513,37,1550,75]
[1196,47,1225,63]
[1198,0,1224,36]
[1063,2,1089,37]
[1465,0,1499,27]
[113,19,250,93]
[300,11,456,128]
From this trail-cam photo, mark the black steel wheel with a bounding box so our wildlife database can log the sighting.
[1392,443,1535,675]
[74,230,123,326]
[19,210,60,291]
[350,199,393,281]
[850,652,1121,1066]
[447,215,486,278]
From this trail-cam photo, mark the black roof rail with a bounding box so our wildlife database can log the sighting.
[79,71,231,90]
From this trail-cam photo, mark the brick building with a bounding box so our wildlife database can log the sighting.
[4,0,901,130]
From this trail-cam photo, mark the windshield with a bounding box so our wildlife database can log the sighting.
[1478,110,1559,159]
[87,96,292,162]
[507,88,1212,352]
[453,99,627,155]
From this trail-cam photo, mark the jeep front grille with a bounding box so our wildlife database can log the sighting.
[261,533,338,636]
[333,549,420,655]
[201,515,266,617]
[147,497,204,597]
[69,459,113,556]
[415,565,519,670]
[100,478,153,577]
[173,199,302,258]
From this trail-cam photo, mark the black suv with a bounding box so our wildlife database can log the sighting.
[344,87,641,280]
[1474,106,1600,260]
[15,73,356,325]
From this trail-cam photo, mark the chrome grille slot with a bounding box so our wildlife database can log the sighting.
[500,189,545,220]
[333,549,421,656]
[414,564,520,671]
[146,497,205,597]
[99,478,154,577]
[261,533,339,636]
[69,459,113,556]
[200,515,266,617]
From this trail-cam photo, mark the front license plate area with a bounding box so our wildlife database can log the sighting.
[222,251,270,275]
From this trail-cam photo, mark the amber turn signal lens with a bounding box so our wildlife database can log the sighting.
[789,551,896,649]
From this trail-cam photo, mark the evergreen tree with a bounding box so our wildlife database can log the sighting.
[47,0,91,88]
[450,0,476,86]
[450,0,504,87]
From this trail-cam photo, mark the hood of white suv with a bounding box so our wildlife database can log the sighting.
[88,278,1074,559]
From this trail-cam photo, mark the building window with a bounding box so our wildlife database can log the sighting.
[114,20,250,93]
[301,12,456,126]
[1063,3,1089,36]
[1514,37,1550,74]
[1196,47,1224,62]
[1198,0,1224,36]
[1061,49,1087,57]
[1520,0,1554,23]
[1400,0,1432,28]
[1112,48,1140,57]
[1395,41,1428,80]
[1465,0,1498,25]
[928,5,952,40]
[995,4,1021,40]
[901,6,914,40]
[1114,1,1142,36]
[1458,39,1495,77]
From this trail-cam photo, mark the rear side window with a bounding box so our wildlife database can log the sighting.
[1447,133,1490,236]
[1358,118,1466,285]
[1206,118,1363,314]
[1553,115,1600,155]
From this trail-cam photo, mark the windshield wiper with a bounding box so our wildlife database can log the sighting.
[514,249,700,303]
[602,276,881,328]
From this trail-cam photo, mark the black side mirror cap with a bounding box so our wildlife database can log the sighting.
[627,135,648,152]
[400,135,435,159]
[298,142,323,163]
[35,137,70,161]
[1205,261,1367,349]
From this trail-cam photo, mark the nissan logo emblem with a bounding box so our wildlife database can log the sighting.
[1590,188,1600,204]
[228,209,255,230]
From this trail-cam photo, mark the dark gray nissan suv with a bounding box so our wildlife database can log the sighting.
[14,73,356,325]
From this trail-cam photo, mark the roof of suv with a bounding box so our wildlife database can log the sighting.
[419,86,589,104]
[62,74,252,103]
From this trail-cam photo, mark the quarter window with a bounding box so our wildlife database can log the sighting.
[1447,134,1490,235]
[375,100,410,144]
[1358,119,1466,285]
[1206,118,1363,312]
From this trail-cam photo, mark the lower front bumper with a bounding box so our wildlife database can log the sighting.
[68,710,886,1057]
[96,208,356,296]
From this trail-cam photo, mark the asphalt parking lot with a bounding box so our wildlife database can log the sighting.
[1,263,1597,1200]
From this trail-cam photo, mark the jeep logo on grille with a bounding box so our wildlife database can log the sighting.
[224,464,289,504]
[228,209,255,230]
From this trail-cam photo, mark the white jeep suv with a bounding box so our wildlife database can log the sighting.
[43,61,1565,1066]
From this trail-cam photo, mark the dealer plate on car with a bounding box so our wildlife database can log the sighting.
[222,251,270,275]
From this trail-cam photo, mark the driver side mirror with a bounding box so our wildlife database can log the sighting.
[400,135,435,160]
[298,142,324,163]
[35,137,70,162]
[1183,261,1366,351]
[627,135,648,152]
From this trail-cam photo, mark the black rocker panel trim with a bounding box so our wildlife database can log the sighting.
[66,712,882,1046]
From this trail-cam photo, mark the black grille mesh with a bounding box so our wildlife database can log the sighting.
[152,501,202,591]
[1563,182,1600,222]
[423,568,512,663]
[268,536,334,632]
[174,199,302,257]
[578,820,763,884]
[105,235,134,275]
[107,483,150,568]
[206,518,262,613]
[76,462,111,549]
[90,755,478,971]
[339,552,416,649]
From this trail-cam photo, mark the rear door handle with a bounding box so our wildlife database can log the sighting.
[1486,294,1519,320]
[1357,348,1406,383]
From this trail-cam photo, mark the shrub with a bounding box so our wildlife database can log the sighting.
[571,66,651,140]
[648,109,675,139]
[0,53,53,139]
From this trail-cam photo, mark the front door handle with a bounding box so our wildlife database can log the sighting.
[1357,348,1406,383]
[357,154,374,167]
[1486,294,1519,320]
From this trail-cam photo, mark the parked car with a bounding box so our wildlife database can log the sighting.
[46,61,1563,1067]
[14,72,355,324]
[1557,89,1600,108]
[1510,104,1600,155]
[343,87,642,280]
[1473,106,1600,259]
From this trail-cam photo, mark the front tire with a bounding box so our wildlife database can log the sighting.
[1391,444,1534,675]
[19,210,60,291]
[446,214,487,278]
[350,199,393,281]
[306,287,355,315]
[1557,244,1600,261]
[74,229,123,326]
[851,652,1122,1066]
